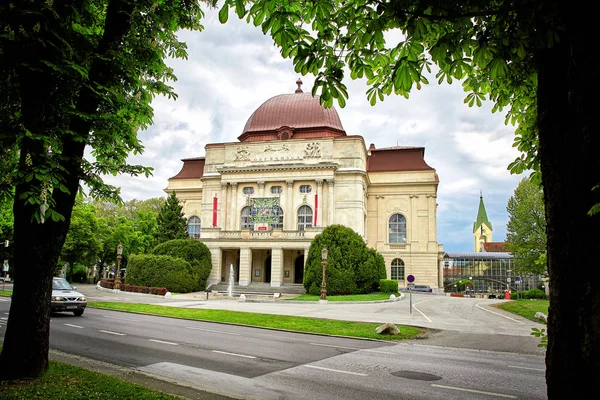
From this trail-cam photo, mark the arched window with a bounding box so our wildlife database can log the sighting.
[391,258,405,281]
[297,205,313,230]
[389,214,407,243]
[187,216,201,239]
[269,206,284,229]
[240,206,254,230]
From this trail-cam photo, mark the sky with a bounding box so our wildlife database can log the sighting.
[101,7,526,253]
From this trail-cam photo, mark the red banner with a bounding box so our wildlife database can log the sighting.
[212,196,217,227]
[314,194,318,226]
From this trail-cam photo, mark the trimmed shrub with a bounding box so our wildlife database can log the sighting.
[523,288,547,299]
[152,238,212,290]
[304,225,386,295]
[126,254,199,293]
[379,279,399,293]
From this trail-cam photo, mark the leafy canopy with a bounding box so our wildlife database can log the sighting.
[506,177,547,276]
[219,0,541,180]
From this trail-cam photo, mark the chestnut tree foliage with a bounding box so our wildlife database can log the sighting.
[0,0,204,379]
[219,0,598,397]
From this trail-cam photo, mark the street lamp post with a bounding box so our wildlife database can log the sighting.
[115,243,123,290]
[320,248,328,302]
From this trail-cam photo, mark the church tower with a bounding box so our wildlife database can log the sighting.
[473,192,492,252]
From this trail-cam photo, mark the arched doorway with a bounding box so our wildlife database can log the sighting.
[264,255,271,283]
[294,254,304,284]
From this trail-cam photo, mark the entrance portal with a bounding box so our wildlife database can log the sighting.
[294,254,304,284]
[264,255,271,283]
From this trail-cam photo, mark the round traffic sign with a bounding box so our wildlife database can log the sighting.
[406,274,415,283]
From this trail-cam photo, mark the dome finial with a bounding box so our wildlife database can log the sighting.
[295,78,303,93]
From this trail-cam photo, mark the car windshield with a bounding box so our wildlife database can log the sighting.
[53,278,73,290]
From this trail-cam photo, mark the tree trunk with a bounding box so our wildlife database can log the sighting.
[0,0,136,380]
[537,4,600,398]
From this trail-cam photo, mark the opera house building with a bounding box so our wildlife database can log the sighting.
[165,80,444,291]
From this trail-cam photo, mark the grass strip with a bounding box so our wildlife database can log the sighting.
[284,292,395,301]
[88,302,423,341]
[495,299,549,322]
[0,358,182,400]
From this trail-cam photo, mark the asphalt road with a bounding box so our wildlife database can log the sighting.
[0,284,548,399]
[78,284,547,356]
[0,298,547,399]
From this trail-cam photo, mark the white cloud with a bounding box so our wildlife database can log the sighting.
[99,7,526,252]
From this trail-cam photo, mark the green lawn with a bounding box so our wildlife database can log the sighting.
[88,302,424,340]
[0,355,182,400]
[495,299,549,322]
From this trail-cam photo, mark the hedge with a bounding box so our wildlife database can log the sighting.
[126,254,200,293]
[379,279,399,293]
[152,239,212,290]
[304,225,386,295]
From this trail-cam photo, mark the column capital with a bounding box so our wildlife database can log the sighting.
[409,194,419,198]
[231,182,238,189]
[327,179,335,187]
[286,180,294,187]
[221,182,228,189]
[316,179,323,187]
[257,181,265,188]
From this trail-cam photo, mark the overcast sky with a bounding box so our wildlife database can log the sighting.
[101,7,526,253]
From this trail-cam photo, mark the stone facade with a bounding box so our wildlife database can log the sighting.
[165,83,444,291]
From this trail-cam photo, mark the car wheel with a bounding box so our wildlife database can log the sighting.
[73,310,84,316]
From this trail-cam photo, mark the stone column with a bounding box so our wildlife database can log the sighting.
[327,179,335,226]
[427,194,437,242]
[410,194,419,245]
[438,253,444,289]
[286,180,294,230]
[258,181,265,197]
[230,183,238,231]
[239,248,252,286]
[315,179,323,227]
[208,247,222,286]
[270,247,283,287]
[220,182,228,229]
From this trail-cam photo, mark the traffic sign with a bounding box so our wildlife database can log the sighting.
[406,274,415,283]
[515,276,521,281]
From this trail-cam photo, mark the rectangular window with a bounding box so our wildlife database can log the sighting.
[299,185,312,193]
[270,186,282,194]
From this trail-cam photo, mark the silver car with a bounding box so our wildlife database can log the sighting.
[51,277,87,316]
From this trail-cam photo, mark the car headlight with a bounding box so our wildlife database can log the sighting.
[53,297,63,301]
[80,297,86,301]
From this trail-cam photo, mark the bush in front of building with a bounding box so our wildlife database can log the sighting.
[126,254,200,293]
[522,288,547,299]
[304,225,387,295]
[379,279,399,293]
[151,238,212,291]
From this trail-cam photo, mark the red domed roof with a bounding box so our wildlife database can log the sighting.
[239,80,345,142]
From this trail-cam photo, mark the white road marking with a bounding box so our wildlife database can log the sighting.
[432,384,517,398]
[309,342,360,350]
[149,339,179,346]
[99,330,126,336]
[509,365,545,372]
[0,317,7,320]
[185,327,241,336]
[308,342,392,355]
[476,303,525,324]
[64,324,84,329]
[305,365,368,376]
[212,350,256,359]
[104,315,142,322]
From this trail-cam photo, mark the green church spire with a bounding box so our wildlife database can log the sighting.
[473,191,492,233]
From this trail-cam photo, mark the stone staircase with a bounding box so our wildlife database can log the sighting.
[206,281,306,297]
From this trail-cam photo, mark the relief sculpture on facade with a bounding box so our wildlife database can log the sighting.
[264,144,290,152]
[304,142,321,158]
[235,146,251,161]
